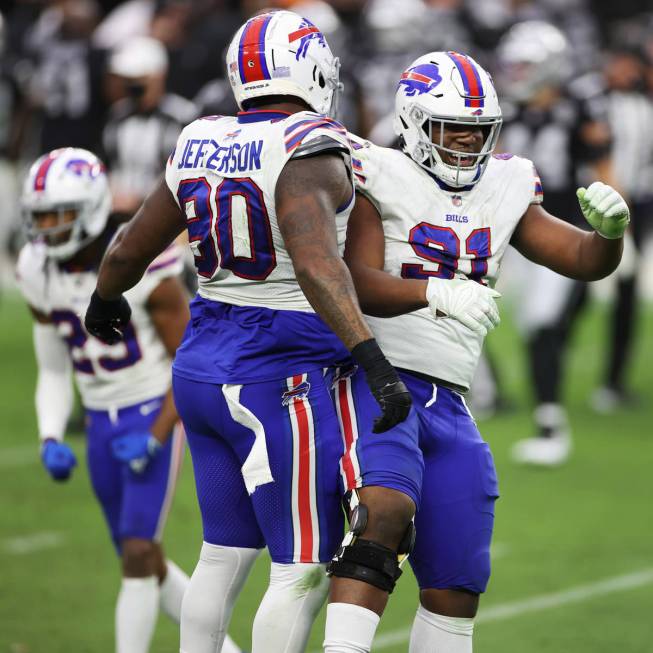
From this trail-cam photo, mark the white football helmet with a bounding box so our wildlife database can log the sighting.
[394,52,502,188]
[226,10,342,116]
[22,148,111,260]
[496,21,571,103]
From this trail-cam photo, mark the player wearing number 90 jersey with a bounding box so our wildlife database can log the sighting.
[86,11,418,653]
[163,108,354,380]
[343,51,628,652]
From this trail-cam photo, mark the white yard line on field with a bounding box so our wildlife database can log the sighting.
[2,531,65,555]
[311,567,653,652]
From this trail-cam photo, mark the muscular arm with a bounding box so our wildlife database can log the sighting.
[96,177,186,300]
[145,277,190,445]
[344,193,428,317]
[511,203,622,281]
[275,153,373,351]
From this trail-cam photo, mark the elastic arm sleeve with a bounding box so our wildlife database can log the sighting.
[33,323,74,442]
[290,134,349,160]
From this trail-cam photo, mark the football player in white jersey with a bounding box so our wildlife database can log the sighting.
[16,147,243,653]
[84,11,418,653]
[343,52,629,652]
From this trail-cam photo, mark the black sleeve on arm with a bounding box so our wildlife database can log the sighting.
[290,135,350,160]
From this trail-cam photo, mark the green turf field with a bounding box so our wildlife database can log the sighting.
[1,291,651,653]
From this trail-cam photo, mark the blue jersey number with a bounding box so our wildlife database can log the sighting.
[177,177,219,279]
[401,224,491,283]
[177,176,276,280]
[51,309,142,374]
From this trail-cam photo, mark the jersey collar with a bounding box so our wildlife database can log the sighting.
[402,151,475,193]
[429,170,475,193]
[237,110,292,124]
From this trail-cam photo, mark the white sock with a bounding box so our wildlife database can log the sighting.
[534,403,568,431]
[115,576,159,653]
[323,602,380,653]
[409,605,474,653]
[159,559,189,623]
[221,632,243,653]
[252,562,329,653]
[180,542,260,653]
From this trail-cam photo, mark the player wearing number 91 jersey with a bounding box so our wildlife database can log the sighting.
[343,51,628,652]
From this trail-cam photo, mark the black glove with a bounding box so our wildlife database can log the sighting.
[351,339,412,433]
[84,290,132,344]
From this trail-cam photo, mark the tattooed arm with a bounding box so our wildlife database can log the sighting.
[276,152,411,432]
[275,153,372,351]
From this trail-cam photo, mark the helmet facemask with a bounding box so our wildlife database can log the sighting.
[322,56,343,118]
[24,201,96,260]
[406,103,502,187]
[302,51,343,116]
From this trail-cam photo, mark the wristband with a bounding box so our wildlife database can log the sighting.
[351,339,397,386]
[88,289,124,316]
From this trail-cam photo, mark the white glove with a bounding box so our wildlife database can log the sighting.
[426,277,501,337]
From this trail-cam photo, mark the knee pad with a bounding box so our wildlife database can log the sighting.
[326,500,416,593]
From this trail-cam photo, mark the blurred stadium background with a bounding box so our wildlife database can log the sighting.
[1,0,652,651]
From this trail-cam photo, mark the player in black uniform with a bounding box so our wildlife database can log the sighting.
[496,21,615,465]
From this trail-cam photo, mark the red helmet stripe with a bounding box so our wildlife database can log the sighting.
[239,14,272,84]
[288,25,319,42]
[448,52,484,108]
[33,151,63,191]
[401,71,433,84]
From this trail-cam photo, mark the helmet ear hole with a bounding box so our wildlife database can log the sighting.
[399,116,409,130]
[313,66,326,89]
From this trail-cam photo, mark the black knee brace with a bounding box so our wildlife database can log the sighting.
[326,502,416,593]
[327,537,402,592]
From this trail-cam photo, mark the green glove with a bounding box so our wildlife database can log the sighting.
[576,182,630,239]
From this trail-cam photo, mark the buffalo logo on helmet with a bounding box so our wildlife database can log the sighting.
[65,159,104,179]
[398,64,443,97]
[288,19,326,60]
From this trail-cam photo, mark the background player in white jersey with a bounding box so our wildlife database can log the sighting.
[16,147,243,653]
[83,11,418,653]
[343,52,629,652]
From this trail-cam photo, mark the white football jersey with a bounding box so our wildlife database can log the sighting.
[350,135,542,390]
[16,240,184,410]
[165,110,353,312]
